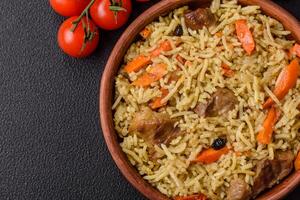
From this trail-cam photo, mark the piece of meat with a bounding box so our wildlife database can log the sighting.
[252,150,294,197]
[129,107,182,145]
[227,178,251,200]
[184,8,217,30]
[193,101,210,117]
[193,88,238,117]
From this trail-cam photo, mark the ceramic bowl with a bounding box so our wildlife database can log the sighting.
[100,0,300,199]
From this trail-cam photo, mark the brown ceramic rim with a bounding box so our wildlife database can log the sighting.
[99,0,300,199]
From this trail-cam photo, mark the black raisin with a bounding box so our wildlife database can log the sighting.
[173,25,183,36]
[211,138,227,150]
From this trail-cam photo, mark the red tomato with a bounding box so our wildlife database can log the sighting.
[90,0,132,30]
[50,0,90,17]
[57,16,99,58]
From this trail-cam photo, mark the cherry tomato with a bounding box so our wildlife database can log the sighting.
[50,0,90,17]
[90,0,132,30]
[57,16,99,58]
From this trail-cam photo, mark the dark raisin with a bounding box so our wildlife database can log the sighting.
[173,25,183,36]
[211,138,227,150]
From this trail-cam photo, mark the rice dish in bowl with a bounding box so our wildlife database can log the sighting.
[112,0,300,199]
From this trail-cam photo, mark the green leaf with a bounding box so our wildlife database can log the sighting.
[109,5,127,12]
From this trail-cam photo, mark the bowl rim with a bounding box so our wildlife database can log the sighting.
[99,0,300,199]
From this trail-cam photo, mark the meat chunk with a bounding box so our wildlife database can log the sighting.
[129,108,182,145]
[252,150,294,197]
[184,8,216,30]
[227,178,251,200]
[193,88,238,117]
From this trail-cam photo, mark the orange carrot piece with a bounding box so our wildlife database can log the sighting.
[174,194,207,200]
[193,146,229,164]
[221,63,235,77]
[124,41,172,73]
[235,19,255,55]
[151,40,172,57]
[235,150,251,157]
[295,151,300,170]
[263,59,300,109]
[257,107,280,144]
[140,27,151,39]
[176,55,186,65]
[124,55,151,73]
[149,88,169,109]
[290,43,300,58]
[132,63,168,87]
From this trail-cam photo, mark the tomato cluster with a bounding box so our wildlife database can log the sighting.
[50,0,144,58]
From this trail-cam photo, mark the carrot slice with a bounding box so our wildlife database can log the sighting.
[193,146,229,164]
[295,151,300,170]
[149,88,169,109]
[289,43,300,58]
[257,107,280,144]
[124,55,151,73]
[174,194,207,200]
[124,40,172,73]
[132,63,168,87]
[140,27,151,39]
[176,55,186,65]
[263,59,299,109]
[151,40,172,57]
[221,63,234,77]
[235,150,251,157]
[235,19,255,55]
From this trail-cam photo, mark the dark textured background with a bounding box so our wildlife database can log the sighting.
[0,0,299,199]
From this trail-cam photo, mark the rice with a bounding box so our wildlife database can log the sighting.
[112,0,300,199]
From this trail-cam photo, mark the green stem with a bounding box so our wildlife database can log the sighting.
[109,5,127,12]
[71,0,96,32]
[109,0,126,25]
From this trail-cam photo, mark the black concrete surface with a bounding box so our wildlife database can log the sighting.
[0,0,299,199]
